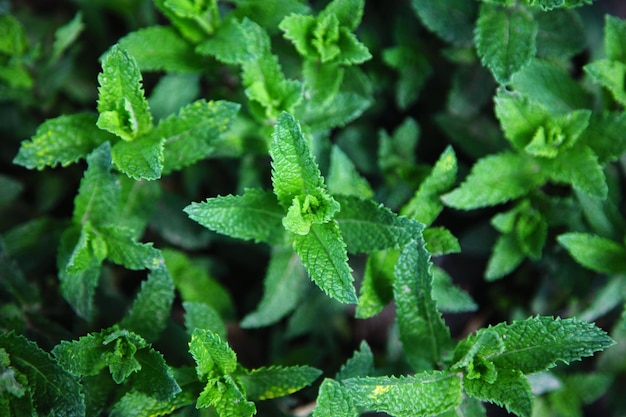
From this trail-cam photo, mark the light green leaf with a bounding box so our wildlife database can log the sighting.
[578,111,626,163]
[120,265,175,342]
[270,112,326,206]
[97,45,152,141]
[327,145,373,198]
[51,12,84,62]
[118,26,208,72]
[336,340,375,381]
[185,189,286,245]
[463,369,533,417]
[486,234,525,281]
[410,0,476,45]
[293,222,356,304]
[535,9,586,59]
[1,332,84,417]
[355,249,397,319]
[605,15,626,62]
[13,113,112,170]
[423,227,460,256]
[545,146,607,198]
[342,372,463,417]
[584,59,626,106]
[313,379,358,417]
[159,100,240,173]
[302,61,345,104]
[184,301,226,339]
[523,0,593,10]
[475,3,537,84]
[154,0,219,43]
[111,131,164,180]
[230,0,310,31]
[240,365,321,400]
[283,190,340,235]
[279,14,318,59]
[442,152,546,209]
[240,246,307,328]
[109,390,193,417]
[196,17,269,64]
[557,232,626,273]
[189,329,237,380]
[394,239,453,371]
[296,91,372,131]
[0,15,28,55]
[198,376,256,416]
[99,226,161,270]
[401,146,457,225]
[335,196,424,254]
[320,0,365,31]
[149,73,200,121]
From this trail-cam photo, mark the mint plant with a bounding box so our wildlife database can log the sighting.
[2,0,625,416]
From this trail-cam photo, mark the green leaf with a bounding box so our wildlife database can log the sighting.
[185,189,286,245]
[442,152,546,209]
[320,0,365,31]
[557,232,626,273]
[196,17,269,64]
[327,145,373,198]
[342,372,463,417]
[394,239,453,371]
[120,264,175,342]
[239,365,321,400]
[118,26,208,72]
[111,131,164,180]
[579,111,626,163]
[432,266,478,313]
[184,301,227,339]
[99,226,161,270]
[378,117,420,178]
[156,99,239,173]
[148,73,200,121]
[545,146,607,198]
[296,91,372,131]
[605,15,626,62]
[101,329,147,383]
[584,59,626,106]
[0,15,28,55]
[97,45,152,141]
[279,14,318,59]
[313,379,358,417]
[270,112,328,206]
[486,234,525,280]
[523,0,593,11]
[336,340,375,381]
[240,246,307,328]
[475,4,537,84]
[355,249,397,318]
[154,0,219,43]
[130,348,181,401]
[423,227,460,256]
[109,390,193,417]
[51,12,84,62]
[189,329,237,380]
[13,113,112,170]
[293,222,357,304]
[198,376,256,416]
[463,369,533,417]
[230,0,310,31]
[383,46,433,109]
[534,9,586,59]
[410,0,476,45]
[401,146,457,225]
[1,332,84,417]
[335,196,424,254]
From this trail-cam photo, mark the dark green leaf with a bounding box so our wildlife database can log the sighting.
[240,365,321,400]
[184,301,226,339]
[336,340,375,381]
[410,0,476,45]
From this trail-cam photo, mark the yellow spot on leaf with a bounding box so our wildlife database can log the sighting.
[370,385,391,398]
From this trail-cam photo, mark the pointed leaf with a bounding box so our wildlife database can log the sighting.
[293,222,356,304]
[336,340,375,381]
[198,376,255,416]
[111,133,164,180]
[524,0,594,10]
[241,246,307,328]
[13,113,112,170]
[239,365,321,400]
[394,239,453,371]
[545,146,607,198]
[327,145,373,198]
[355,249,397,318]
[335,196,424,254]
[131,348,181,401]
[557,232,626,273]
[584,59,626,106]
[410,0,476,45]
[109,390,193,417]
[442,152,546,209]
[463,369,533,417]
[185,189,286,245]
[486,234,525,281]
[196,17,270,64]
[184,301,226,339]
[189,329,237,380]
[100,226,161,270]
[423,227,460,256]
[475,4,537,84]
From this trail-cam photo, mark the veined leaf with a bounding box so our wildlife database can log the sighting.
[410,0,476,45]
[544,146,607,198]
[341,372,463,417]
[159,99,240,174]
[336,340,375,381]
[524,0,593,10]
[486,234,526,281]
[111,132,164,180]
[335,196,424,254]
[99,226,161,270]
[97,45,152,141]
[535,9,586,59]
[320,0,365,31]
[432,266,477,313]
[293,222,356,304]
[584,59,626,106]
[189,329,237,380]
[557,232,626,273]
[355,249,397,318]
[313,379,358,417]
[185,189,286,245]
[296,91,372,131]
[327,145,373,198]
[1,332,84,417]
[475,3,537,84]
[239,365,321,400]
[154,0,219,43]
[423,227,460,256]
[109,390,193,417]
[130,348,181,401]
[184,301,226,339]
[241,246,307,328]
[118,26,208,72]
[605,15,626,62]
[13,113,112,170]
[120,264,175,342]
[394,239,453,371]
[196,17,269,64]
[463,369,533,417]
[197,376,255,416]
[442,152,546,209]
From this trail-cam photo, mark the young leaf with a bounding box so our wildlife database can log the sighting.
[97,45,152,141]
[341,372,463,417]
[463,369,533,417]
[557,233,626,274]
[185,189,286,245]
[111,133,165,180]
[196,17,270,64]
[442,152,546,209]
[401,146,458,225]
[153,0,219,43]
[239,365,322,400]
[335,196,424,254]
[109,390,193,417]
[117,26,208,72]
[410,0,476,45]
[13,113,112,170]
[120,264,175,342]
[475,3,537,84]
[51,12,84,62]
[240,246,307,328]
[189,329,237,380]
[393,239,453,371]
[0,332,84,417]
[159,100,240,174]
[293,222,357,304]
[197,376,256,416]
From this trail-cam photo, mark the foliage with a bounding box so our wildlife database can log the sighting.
[1,0,625,416]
